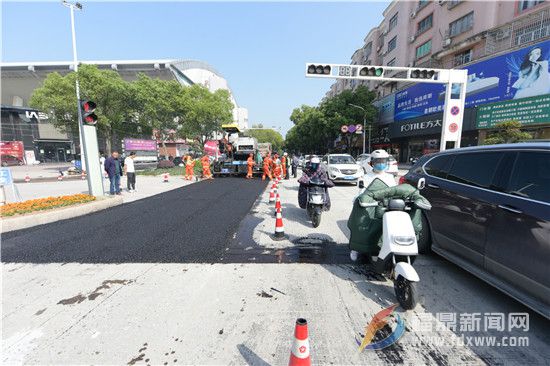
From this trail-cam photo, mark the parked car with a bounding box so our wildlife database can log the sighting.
[321,154,362,183]
[402,142,550,318]
[358,154,399,176]
[1,155,24,167]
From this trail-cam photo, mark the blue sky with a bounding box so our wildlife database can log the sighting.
[2,1,389,135]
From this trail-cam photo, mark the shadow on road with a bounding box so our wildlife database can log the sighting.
[237,344,271,366]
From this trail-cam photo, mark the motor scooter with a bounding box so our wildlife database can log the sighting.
[355,178,430,309]
[306,176,327,228]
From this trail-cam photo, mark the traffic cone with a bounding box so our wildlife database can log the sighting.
[272,206,286,241]
[81,172,86,180]
[289,318,310,366]
[163,172,170,183]
[268,186,275,203]
[57,174,63,181]
[24,174,30,183]
[274,193,282,215]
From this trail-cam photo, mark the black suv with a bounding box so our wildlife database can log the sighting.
[403,142,550,318]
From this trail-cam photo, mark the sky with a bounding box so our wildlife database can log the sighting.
[2,1,389,135]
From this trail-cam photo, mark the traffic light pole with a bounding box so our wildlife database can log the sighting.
[306,64,468,151]
[65,1,104,196]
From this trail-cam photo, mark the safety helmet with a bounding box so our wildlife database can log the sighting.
[310,156,320,170]
[284,152,288,156]
[370,149,390,172]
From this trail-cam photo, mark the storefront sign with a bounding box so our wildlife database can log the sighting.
[389,109,477,139]
[123,138,158,151]
[394,39,550,121]
[477,94,550,129]
[0,168,13,186]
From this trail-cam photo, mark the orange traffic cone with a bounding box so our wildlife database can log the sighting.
[274,193,282,215]
[81,172,86,180]
[268,186,275,203]
[272,206,286,241]
[289,318,310,366]
[57,174,63,181]
[24,174,30,183]
[163,172,170,183]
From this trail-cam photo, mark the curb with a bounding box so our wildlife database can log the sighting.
[13,175,88,183]
[1,196,123,233]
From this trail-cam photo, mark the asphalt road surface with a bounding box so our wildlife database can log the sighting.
[2,178,268,264]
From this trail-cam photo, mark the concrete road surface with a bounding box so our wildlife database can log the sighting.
[2,177,549,365]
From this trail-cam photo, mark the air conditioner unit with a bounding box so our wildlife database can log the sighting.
[409,35,416,43]
[443,37,452,47]
[410,11,416,19]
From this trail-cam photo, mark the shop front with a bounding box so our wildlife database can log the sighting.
[387,108,478,162]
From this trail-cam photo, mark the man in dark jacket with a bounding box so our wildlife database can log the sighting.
[298,156,334,210]
[104,151,123,195]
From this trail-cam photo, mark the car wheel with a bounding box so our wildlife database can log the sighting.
[417,213,431,254]
[1,161,8,167]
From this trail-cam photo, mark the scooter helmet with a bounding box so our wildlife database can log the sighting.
[370,149,390,172]
[310,156,321,171]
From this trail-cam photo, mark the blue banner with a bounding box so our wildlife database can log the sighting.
[394,39,550,121]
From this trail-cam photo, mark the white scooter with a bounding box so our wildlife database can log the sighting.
[357,178,430,310]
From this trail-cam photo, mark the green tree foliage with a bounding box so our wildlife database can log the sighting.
[483,120,533,145]
[247,128,284,152]
[285,86,377,154]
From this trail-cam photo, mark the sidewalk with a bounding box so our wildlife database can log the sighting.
[8,163,73,181]
[2,175,195,204]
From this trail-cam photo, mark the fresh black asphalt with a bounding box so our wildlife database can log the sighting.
[1,178,268,263]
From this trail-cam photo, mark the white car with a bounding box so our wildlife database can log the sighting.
[359,154,399,176]
[321,154,363,183]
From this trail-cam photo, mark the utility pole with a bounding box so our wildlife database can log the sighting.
[348,103,368,154]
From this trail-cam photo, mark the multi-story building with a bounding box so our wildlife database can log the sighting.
[328,0,550,161]
[1,59,248,163]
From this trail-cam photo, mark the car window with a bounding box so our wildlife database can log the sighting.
[424,154,453,178]
[507,151,550,203]
[447,152,502,188]
[329,156,355,164]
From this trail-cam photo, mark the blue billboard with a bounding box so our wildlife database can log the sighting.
[394,39,550,121]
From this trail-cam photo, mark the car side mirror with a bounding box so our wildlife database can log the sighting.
[417,177,425,190]
[358,180,364,189]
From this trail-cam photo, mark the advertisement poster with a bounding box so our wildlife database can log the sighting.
[477,94,550,129]
[0,141,24,160]
[123,138,158,151]
[394,39,550,121]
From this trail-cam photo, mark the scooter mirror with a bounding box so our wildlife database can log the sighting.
[417,177,426,190]
[358,180,364,189]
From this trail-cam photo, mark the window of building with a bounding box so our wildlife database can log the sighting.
[387,58,396,66]
[388,36,397,53]
[449,12,474,37]
[518,0,545,12]
[417,0,429,11]
[417,14,433,35]
[447,0,461,9]
[447,152,502,189]
[389,13,399,31]
[454,49,472,66]
[416,40,432,59]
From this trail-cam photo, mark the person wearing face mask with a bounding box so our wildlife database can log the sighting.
[298,156,334,210]
[357,149,396,196]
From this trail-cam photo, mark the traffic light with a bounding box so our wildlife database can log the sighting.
[80,100,97,125]
[307,64,331,75]
[410,69,437,80]
[359,67,384,77]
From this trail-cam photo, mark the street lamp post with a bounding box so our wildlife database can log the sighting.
[348,103,369,154]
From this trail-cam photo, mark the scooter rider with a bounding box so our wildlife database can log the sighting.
[357,149,396,194]
[298,156,334,210]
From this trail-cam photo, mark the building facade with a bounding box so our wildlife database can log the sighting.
[327,0,550,161]
[1,59,248,163]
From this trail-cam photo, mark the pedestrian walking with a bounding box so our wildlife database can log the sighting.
[124,152,137,192]
[104,151,123,195]
[292,154,299,178]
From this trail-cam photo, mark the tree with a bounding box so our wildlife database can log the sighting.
[179,85,233,151]
[483,120,532,145]
[29,65,135,151]
[247,128,284,152]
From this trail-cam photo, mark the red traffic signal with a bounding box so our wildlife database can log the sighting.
[80,100,97,125]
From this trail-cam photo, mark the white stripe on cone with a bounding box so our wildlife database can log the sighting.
[291,339,310,359]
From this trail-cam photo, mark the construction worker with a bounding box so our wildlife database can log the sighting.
[262,153,273,181]
[184,155,196,181]
[201,155,213,180]
[273,156,282,180]
[246,153,255,179]
[281,153,287,180]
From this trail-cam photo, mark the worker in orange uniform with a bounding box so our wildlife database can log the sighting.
[184,155,196,181]
[262,153,273,181]
[273,155,282,180]
[281,153,287,179]
[246,153,255,179]
[201,155,213,180]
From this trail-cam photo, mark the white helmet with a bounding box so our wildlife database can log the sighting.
[310,156,320,164]
[370,149,390,172]
[284,152,288,156]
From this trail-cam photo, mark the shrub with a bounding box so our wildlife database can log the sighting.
[157,160,175,169]
[1,194,95,217]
